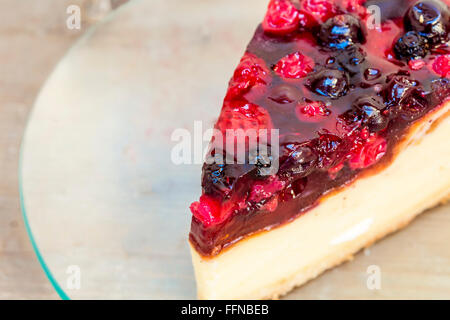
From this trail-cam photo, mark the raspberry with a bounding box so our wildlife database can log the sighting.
[432,54,450,77]
[408,59,426,70]
[248,176,285,203]
[296,101,331,122]
[226,53,270,99]
[302,0,336,22]
[216,100,272,132]
[348,130,387,169]
[262,0,300,35]
[297,9,317,29]
[262,196,279,212]
[190,195,222,227]
[273,52,315,79]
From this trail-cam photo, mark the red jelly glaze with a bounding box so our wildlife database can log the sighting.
[190,0,450,257]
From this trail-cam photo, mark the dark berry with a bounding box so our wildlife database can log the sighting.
[335,46,367,76]
[352,96,389,131]
[307,69,349,99]
[405,1,449,46]
[313,133,348,169]
[319,14,364,50]
[398,88,429,120]
[202,152,254,196]
[278,143,317,180]
[393,31,429,61]
[248,148,275,177]
[384,74,419,107]
[431,78,450,102]
[364,68,381,81]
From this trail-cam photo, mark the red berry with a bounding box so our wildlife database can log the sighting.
[348,131,387,169]
[262,0,300,35]
[432,54,450,77]
[408,59,425,71]
[301,0,336,22]
[273,52,315,79]
[227,52,270,99]
[216,100,273,132]
[190,195,222,227]
[262,196,279,212]
[296,101,331,122]
[248,176,285,203]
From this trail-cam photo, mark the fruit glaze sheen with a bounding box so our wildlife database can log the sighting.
[190,0,450,257]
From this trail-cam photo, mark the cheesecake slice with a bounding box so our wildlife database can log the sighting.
[189,0,450,299]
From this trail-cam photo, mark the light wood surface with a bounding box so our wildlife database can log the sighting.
[0,0,118,299]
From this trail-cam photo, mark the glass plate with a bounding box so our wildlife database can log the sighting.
[20,0,450,299]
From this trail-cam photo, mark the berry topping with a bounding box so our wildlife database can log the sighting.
[248,176,285,203]
[227,52,270,99]
[405,0,449,46]
[364,68,381,80]
[201,157,254,197]
[408,59,426,70]
[296,101,331,122]
[319,14,364,50]
[307,69,349,99]
[262,0,300,35]
[278,143,317,179]
[393,31,429,61]
[191,0,450,257]
[273,52,315,79]
[313,133,347,169]
[352,96,389,131]
[268,84,303,104]
[335,46,367,75]
[190,195,222,227]
[302,0,336,22]
[384,74,419,106]
[432,54,450,77]
[216,100,272,132]
[348,132,387,169]
[399,87,429,120]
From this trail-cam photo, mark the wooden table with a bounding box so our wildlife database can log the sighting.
[0,0,124,299]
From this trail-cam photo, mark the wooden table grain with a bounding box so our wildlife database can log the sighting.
[0,0,123,299]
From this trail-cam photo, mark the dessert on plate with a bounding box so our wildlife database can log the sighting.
[189,0,450,299]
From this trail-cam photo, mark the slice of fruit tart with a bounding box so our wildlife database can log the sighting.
[189,0,450,299]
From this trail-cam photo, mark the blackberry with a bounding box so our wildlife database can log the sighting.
[393,31,429,61]
[307,69,349,99]
[405,0,449,46]
[319,14,364,50]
